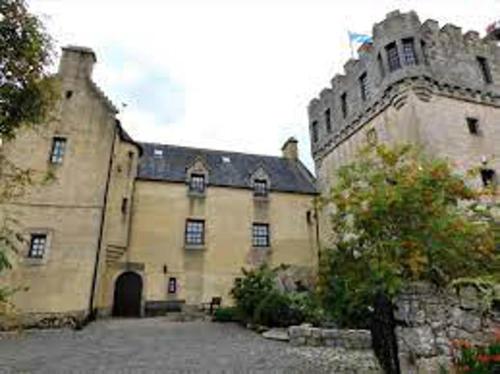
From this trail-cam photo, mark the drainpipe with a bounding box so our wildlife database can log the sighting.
[87,121,118,322]
[313,197,322,265]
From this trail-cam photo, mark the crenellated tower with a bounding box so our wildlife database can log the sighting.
[308,10,500,242]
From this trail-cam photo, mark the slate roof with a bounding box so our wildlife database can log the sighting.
[137,143,317,194]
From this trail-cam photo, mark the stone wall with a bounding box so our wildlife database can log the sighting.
[288,325,381,373]
[0,46,138,319]
[289,325,372,350]
[0,311,86,331]
[288,283,498,373]
[127,182,318,307]
[395,282,499,373]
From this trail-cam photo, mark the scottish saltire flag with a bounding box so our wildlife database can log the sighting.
[348,31,373,44]
[348,31,373,57]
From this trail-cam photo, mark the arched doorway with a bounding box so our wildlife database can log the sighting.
[112,272,143,317]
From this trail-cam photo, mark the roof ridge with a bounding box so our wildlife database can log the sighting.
[141,142,287,160]
[295,159,317,186]
[87,79,118,114]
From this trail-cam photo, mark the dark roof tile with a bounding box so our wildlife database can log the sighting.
[137,143,317,194]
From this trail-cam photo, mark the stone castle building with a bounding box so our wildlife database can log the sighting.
[308,10,500,242]
[2,10,499,325]
[0,46,318,323]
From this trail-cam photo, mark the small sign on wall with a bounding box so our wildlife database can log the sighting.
[168,277,177,294]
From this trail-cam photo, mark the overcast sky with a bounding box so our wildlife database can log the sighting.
[30,0,500,171]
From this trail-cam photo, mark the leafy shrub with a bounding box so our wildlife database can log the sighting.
[231,265,328,327]
[213,307,240,323]
[318,144,498,328]
[230,265,276,322]
[253,291,303,327]
[287,291,326,327]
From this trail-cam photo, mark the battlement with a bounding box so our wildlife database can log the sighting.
[308,10,500,161]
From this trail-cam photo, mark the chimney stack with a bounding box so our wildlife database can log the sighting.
[58,46,97,80]
[281,137,299,160]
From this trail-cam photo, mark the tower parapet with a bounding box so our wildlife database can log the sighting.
[309,10,500,163]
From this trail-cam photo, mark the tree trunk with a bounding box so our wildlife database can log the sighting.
[370,291,401,374]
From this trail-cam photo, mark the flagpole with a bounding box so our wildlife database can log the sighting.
[348,31,355,59]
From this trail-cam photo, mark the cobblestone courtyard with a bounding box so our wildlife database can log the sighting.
[0,319,378,373]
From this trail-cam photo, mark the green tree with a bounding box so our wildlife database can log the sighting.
[319,144,499,327]
[0,0,58,139]
[0,0,57,316]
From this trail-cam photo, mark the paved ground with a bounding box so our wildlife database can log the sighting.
[0,319,377,373]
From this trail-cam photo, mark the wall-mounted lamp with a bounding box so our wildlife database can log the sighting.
[163,265,168,274]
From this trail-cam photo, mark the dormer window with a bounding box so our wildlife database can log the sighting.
[154,149,163,157]
[254,179,268,197]
[189,173,205,194]
[186,158,208,196]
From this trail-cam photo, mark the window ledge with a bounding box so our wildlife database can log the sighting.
[187,191,206,198]
[251,246,271,251]
[253,195,269,202]
[23,258,47,266]
[184,244,206,251]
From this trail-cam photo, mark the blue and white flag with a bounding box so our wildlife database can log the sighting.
[348,31,373,57]
[348,31,373,44]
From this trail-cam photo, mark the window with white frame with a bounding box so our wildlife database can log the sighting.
[50,137,66,164]
[28,234,47,259]
[252,223,270,247]
[189,174,205,194]
[253,179,268,197]
[185,219,205,246]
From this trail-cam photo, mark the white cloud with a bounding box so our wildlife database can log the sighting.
[29,0,500,171]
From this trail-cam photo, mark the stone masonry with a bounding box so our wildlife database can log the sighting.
[288,282,498,373]
[308,10,500,164]
[308,10,500,248]
[395,282,499,373]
